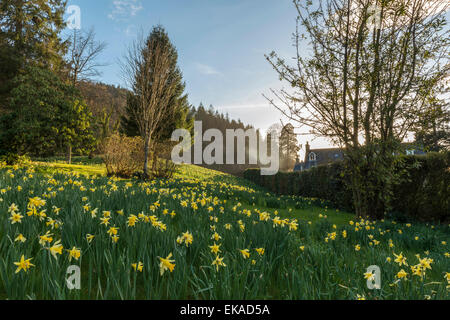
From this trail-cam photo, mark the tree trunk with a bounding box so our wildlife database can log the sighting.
[66,145,72,164]
[143,137,150,180]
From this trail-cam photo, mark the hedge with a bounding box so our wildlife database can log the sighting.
[244,152,450,222]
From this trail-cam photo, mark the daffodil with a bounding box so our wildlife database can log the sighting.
[100,217,110,226]
[86,234,95,243]
[411,265,424,278]
[176,231,193,247]
[239,249,250,259]
[48,240,63,259]
[364,272,375,281]
[255,248,265,256]
[9,212,23,224]
[39,231,53,246]
[107,226,119,237]
[159,253,175,276]
[209,243,221,254]
[396,269,408,280]
[14,255,35,273]
[212,255,226,271]
[394,252,408,266]
[8,203,19,213]
[418,257,433,270]
[67,247,81,261]
[132,262,144,272]
[127,214,138,227]
[211,232,221,241]
[28,197,46,208]
[444,272,450,283]
[15,234,26,243]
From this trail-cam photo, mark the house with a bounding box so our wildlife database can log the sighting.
[294,142,344,171]
[293,142,426,172]
[402,142,426,156]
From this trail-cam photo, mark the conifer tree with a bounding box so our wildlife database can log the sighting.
[0,0,68,108]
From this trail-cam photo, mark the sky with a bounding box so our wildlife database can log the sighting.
[65,0,450,156]
[64,0,331,156]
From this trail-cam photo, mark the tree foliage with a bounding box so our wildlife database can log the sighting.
[0,0,68,108]
[279,123,300,171]
[0,65,96,157]
[265,0,449,219]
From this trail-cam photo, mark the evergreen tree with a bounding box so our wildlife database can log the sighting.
[279,123,300,171]
[0,65,96,157]
[0,0,68,108]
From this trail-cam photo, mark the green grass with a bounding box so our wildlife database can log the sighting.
[33,161,106,177]
[0,160,448,300]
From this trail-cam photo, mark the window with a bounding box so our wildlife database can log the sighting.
[309,152,317,162]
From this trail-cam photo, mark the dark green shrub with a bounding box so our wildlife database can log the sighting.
[244,152,450,222]
[265,196,288,209]
[392,152,449,222]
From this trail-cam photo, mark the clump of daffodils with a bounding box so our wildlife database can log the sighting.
[176,231,193,247]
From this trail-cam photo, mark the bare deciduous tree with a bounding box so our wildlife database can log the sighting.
[68,28,107,86]
[265,0,449,218]
[121,28,178,179]
[65,27,107,163]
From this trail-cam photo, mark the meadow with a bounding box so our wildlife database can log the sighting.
[0,159,448,300]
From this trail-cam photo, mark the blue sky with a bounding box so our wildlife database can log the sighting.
[63,1,450,152]
[64,0,313,142]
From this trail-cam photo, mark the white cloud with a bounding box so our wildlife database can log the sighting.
[124,24,137,37]
[195,63,222,76]
[108,0,143,22]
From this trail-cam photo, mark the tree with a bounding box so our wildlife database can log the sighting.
[279,123,300,171]
[67,28,107,86]
[58,99,97,163]
[65,27,107,162]
[121,29,193,142]
[0,65,96,158]
[414,98,449,152]
[265,0,449,219]
[0,0,68,109]
[121,25,181,179]
[77,80,128,147]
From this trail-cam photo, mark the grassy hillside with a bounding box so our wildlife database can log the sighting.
[0,159,448,300]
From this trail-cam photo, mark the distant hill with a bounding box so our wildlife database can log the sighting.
[78,84,263,176]
[77,80,129,126]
